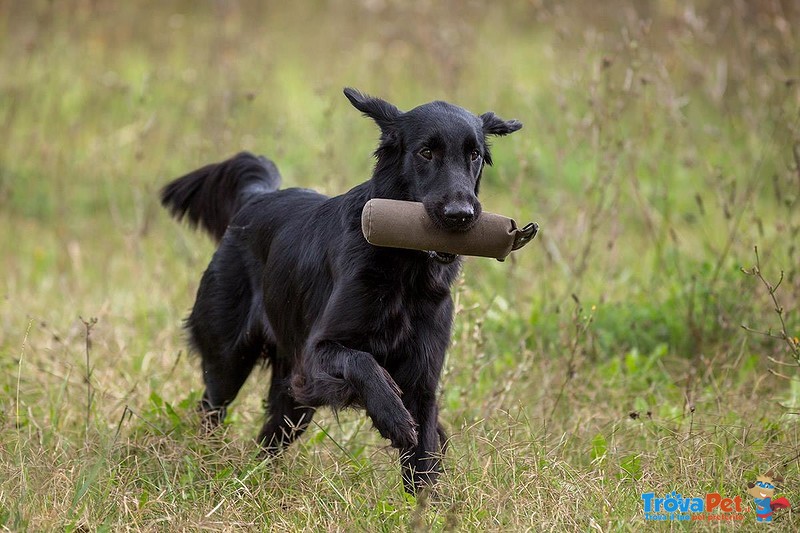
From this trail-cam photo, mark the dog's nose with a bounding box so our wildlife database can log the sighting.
[443,202,475,223]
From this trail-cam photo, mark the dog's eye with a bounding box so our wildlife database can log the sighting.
[470,150,480,162]
[419,148,433,160]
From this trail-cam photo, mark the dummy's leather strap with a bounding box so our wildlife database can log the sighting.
[361,199,538,261]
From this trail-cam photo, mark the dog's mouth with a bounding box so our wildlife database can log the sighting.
[435,212,480,233]
[428,250,458,264]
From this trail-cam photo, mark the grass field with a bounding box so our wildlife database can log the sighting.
[2,0,800,530]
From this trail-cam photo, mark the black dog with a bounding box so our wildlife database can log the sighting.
[161,88,521,492]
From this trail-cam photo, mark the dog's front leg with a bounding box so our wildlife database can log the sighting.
[291,340,418,450]
[400,390,444,493]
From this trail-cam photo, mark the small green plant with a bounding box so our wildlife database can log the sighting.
[741,246,800,370]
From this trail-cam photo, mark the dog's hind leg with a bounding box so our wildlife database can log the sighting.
[197,340,267,429]
[257,356,315,454]
[187,245,268,428]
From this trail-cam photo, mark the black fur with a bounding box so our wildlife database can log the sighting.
[161,153,282,241]
[160,88,522,493]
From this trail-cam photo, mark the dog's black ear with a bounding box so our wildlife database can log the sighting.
[481,112,523,136]
[344,87,402,133]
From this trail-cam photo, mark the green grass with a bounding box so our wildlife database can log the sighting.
[2,0,800,530]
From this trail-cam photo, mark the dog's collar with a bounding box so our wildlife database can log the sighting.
[427,250,458,264]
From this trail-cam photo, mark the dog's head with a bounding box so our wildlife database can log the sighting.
[345,88,522,233]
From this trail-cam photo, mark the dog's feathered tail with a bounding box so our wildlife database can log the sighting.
[160,152,281,242]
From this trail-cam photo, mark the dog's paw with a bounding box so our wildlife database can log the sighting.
[380,409,418,450]
[371,404,418,449]
[391,423,419,450]
[198,399,227,434]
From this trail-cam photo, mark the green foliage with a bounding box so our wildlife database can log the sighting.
[2,0,800,530]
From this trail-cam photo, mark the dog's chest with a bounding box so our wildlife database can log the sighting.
[365,274,451,365]
[370,302,422,365]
